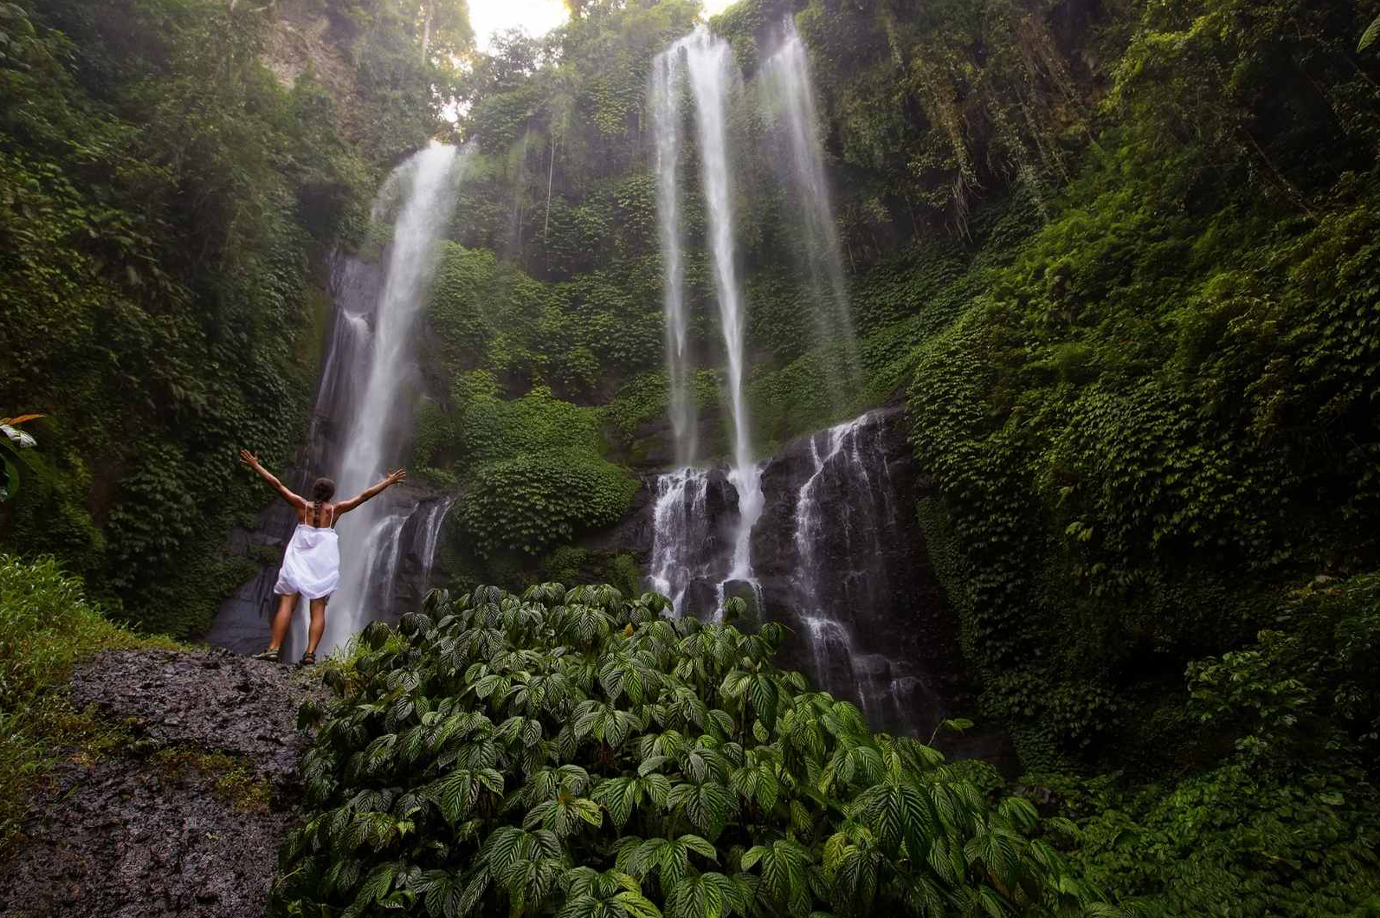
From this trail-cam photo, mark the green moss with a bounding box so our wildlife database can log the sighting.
[747,344,870,453]
[539,546,643,599]
[458,455,636,559]
[153,748,273,813]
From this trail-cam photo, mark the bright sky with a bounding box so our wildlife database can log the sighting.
[467,0,736,51]
[468,0,568,51]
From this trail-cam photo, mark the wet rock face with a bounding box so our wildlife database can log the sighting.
[749,407,965,739]
[586,407,1012,769]
[0,648,322,918]
[0,760,290,918]
[68,648,319,781]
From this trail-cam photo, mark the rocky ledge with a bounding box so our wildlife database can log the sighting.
[0,648,321,918]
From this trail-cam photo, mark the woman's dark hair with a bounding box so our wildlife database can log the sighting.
[312,477,336,502]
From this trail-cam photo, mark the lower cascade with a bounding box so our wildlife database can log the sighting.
[641,407,969,739]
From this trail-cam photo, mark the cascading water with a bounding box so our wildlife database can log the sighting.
[207,219,461,657]
[760,18,861,401]
[760,410,942,735]
[681,30,763,592]
[651,51,697,469]
[647,469,712,613]
[648,29,763,618]
[418,498,455,592]
[637,30,964,740]
[311,143,464,654]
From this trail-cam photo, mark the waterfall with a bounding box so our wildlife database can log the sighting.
[303,143,464,655]
[651,52,697,469]
[784,411,936,733]
[418,498,455,592]
[647,469,712,613]
[681,30,763,588]
[648,29,763,618]
[760,19,861,402]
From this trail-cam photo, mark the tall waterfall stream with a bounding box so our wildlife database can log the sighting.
[642,23,946,735]
[210,145,466,658]
[315,144,463,655]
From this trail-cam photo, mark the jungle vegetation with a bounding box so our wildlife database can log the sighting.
[277,585,1138,918]
[4,0,1380,913]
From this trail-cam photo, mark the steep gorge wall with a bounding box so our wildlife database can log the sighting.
[407,0,1380,806]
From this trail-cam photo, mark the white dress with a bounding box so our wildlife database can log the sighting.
[273,523,340,600]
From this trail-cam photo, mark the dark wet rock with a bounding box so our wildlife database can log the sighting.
[721,579,762,629]
[583,474,658,559]
[586,406,1018,774]
[0,648,322,918]
[204,498,299,654]
[69,648,321,784]
[0,758,290,918]
[681,578,722,619]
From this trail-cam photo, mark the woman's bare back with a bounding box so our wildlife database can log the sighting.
[298,500,338,529]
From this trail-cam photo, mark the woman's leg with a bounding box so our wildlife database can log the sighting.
[268,593,297,651]
[305,597,328,656]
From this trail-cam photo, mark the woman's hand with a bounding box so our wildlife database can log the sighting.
[239,449,261,469]
[385,468,407,486]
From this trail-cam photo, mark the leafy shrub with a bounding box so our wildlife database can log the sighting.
[600,372,723,462]
[458,456,636,558]
[1032,765,1380,918]
[461,387,604,467]
[276,583,1140,918]
[1186,574,1380,774]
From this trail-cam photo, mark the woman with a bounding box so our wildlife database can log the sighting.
[239,450,406,665]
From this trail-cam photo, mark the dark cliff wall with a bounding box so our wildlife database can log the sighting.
[583,407,1013,767]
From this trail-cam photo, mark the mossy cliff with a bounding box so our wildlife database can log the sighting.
[5,0,1380,912]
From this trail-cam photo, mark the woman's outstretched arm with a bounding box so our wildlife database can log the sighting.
[239,450,306,509]
[335,468,406,515]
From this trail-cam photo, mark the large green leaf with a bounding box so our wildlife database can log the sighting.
[1361,13,1380,51]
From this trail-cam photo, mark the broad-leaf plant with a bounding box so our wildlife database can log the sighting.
[275,585,1147,918]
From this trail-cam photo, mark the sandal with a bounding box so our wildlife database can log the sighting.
[297,651,316,667]
[251,648,280,662]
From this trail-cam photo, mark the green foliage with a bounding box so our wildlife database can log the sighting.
[417,384,637,560]
[1186,575,1380,774]
[0,414,43,503]
[275,583,1138,918]
[1032,764,1380,918]
[425,242,662,399]
[350,0,470,166]
[746,345,868,454]
[1012,574,1380,914]
[1363,14,1380,52]
[538,547,643,600]
[459,455,636,558]
[600,372,723,464]
[895,7,1380,758]
[0,554,180,851]
[790,0,1092,233]
[0,0,399,636]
